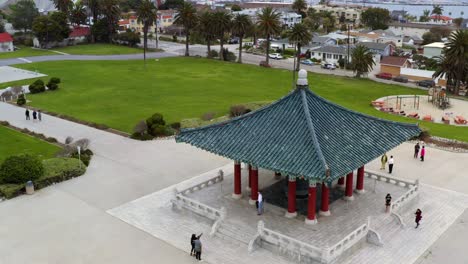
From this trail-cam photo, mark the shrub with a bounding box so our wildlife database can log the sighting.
[37,158,86,189]
[170,122,181,131]
[149,124,169,136]
[49,77,61,84]
[208,50,219,58]
[47,82,58,90]
[0,184,24,199]
[222,48,236,62]
[259,61,271,68]
[146,113,165,128]
[29,79,45,94]
[17,94,26,105]
[230,105,248,117]
[130,132,154,140]
[0,154,45,184]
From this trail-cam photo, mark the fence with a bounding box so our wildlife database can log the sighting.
[177,170,224,195]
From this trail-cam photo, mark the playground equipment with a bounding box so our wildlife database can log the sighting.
[428,87,450,110]
[394,95,420,110]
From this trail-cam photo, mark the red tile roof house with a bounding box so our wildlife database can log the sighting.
[379,56,411,77]
[0,33,14,52]
[68,26,91,44]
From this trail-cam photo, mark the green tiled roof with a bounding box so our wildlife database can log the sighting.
[176,85,421,183]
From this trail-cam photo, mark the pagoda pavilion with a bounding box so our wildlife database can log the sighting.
[176,70,421,224]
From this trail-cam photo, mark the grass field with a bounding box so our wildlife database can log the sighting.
[6,57,468,141]
[53,44,143,55]
[0,46,56,59]
[0,125,60,163]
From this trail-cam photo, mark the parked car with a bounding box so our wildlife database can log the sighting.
[375,72,393,80]
[417,80,435,88]
[268,53,283,60]
[301,59,314,66]
[321,63,336,70]
[393,75,408,83]
[228,37,239,44]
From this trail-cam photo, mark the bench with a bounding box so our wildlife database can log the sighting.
[423,115,433,122]
[371,101,385,107]
[454,116,467,125]
[407,112,419,119]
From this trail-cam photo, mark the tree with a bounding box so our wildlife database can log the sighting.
[137,0,157,65]
[430,26,452,38]
[361,7,391,30]
[9,0,40,33]
[321,12,335,33]
[198,11,215,57]
[174,2,198,56]
[292,0,307,15]
[431,5,443,21]
[351,45,375,78]
[288,23,311,71]
[53,0,73,14]
[422,31,442,45]
[256,7,281,65]
[434,30,468,95]
[231,4,241,12]
[50,12,71,39]
[304,8,321,31]
[0,21,5,33]
[213,11,232,61]
[83,0,100,42]
[162,0,183,9]
[232,14,252,63]
[100,0,120,40]
[453,17,464,28]
[70,1,87,26]
[419,9,430,22]
[32,12,71,48]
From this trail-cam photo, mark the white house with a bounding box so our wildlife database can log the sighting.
[310,46,351,65]
[429,15,453,24]
[233,8,301,28]
[0,33,14,52]
[423,42,445,58]
[388,22,456,39]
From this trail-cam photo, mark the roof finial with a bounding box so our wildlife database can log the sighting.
[296,69,308,87]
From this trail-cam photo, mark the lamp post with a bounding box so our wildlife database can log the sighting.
[77,146,81,169]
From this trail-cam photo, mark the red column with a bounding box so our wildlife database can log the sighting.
[345,171,354,201]
[337,177,345,189]
[232,161,242,199]
[249,166,259,205]
[285,177,297,218]
[356,166,365,194]
[319,182,330,216]
[305,181,318,224]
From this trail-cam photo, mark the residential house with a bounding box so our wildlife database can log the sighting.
[429,15,453,24]
[158,9,177,30]
[311,35,337,46]
[0,33,13,52]
[233,8,301,28]
[358,42,394,62]
[388,22,456,39]
[403,35,423,48]
[118,19,130,32]
[380,56,411,76]
[68,27,90,45]
[350,30,403,47]
[423,42,445,58]
[391,10,407,22]
[310,45,351,65]
[311,4,362,25]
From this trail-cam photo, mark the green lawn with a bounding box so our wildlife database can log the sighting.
[52,44,143,55]
[8,57,468,142]
[0,46,56,59]
[0,125,60,163]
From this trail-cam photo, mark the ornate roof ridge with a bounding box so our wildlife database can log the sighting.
[303,88,419,129]
[299,88,330,176]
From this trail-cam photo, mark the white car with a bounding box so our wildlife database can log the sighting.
[269,53,283,60]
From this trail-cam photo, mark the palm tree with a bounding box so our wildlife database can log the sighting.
[83,0,100,42]
[288,23,311,71]
[256,7,281,65]
[53,0,72,14]
[431,5,443,22]
[70,1,87,26]
[419,9,430,22]
[174,2,198,56]
[213,11,232,61]
[100,0,120,41]
[137,0,157,66]
[231,14,252,63]
[434,30,468,94]
[351,45,375,78]
[292,0,307,15]
[198,11,215,58]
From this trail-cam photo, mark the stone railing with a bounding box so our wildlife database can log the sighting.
[177,170,224,195]
[323,217,370,262]
[391,180,419,211]
[364,170,417,189]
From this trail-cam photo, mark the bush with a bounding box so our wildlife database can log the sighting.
[222,48,236,62]
[130,132,154,140]
[208,50,219,58]
[0,154,45,184]
[230,105,248,117]
[47,82,58,90]
[0,184,24,199]
[170,122,181,131]
[36,158,86,189]
[70,149,93,167]
[49,77,61,84]
[17,94,26,105]
[29,79,46,94]
[259,61,270,68]
[146,113,165,128]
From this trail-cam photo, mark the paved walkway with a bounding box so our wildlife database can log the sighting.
[0,102,229,263]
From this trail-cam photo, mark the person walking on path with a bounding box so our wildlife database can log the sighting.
[32,110,37,122]
[414,142,420,159]
[388,156,394,174]
[190,233,202,257]
[38,110,42,121]
[193,236,203,261]
[380,153,388,170]
[25,109,30,120]
[415,209,422,228]
[257,192,264,215]
[420,146,426,162]
[385,193,392,213]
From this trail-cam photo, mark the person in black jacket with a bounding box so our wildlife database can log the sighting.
[25,109,30,120]
[190,233,202,256]
[385,194,392,213]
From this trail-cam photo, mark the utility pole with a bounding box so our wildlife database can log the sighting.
[347,23,351,69]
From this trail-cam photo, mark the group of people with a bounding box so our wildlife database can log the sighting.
[25,109,42,122]
[385,194,423,228]
[380,153,394,174]
[190,233,203,261]
[414,142,426,162]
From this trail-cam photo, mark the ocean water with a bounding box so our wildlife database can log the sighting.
[364,3,468,18]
